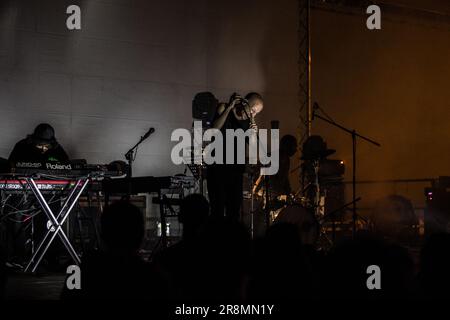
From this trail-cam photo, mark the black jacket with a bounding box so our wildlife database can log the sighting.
[8,138,69,163]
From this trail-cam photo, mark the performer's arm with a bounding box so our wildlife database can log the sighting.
[8,142,22,163]
[212,104,230,130]
[212,96,240,130]
[57,145,69,162]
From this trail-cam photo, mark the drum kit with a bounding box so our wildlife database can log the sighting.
[246,135,353,248]
[244,103,383,246]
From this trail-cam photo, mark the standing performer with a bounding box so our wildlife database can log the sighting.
[207,92,263,221]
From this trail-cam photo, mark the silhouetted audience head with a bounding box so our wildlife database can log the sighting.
[101,201,144,255]
[249,222,313,301]
[266,220,304,243]
[419,232,450,298]
[178,194,209,240]
[322,231,414,299]
[54,198,450,301]
[61,200,165,300]
[184,217,251,301]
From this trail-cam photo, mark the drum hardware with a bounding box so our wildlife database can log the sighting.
[313,159,321,217]
[277,145,348,247]
[319,197,362,243]
[249,174,362,248]
[299,135,337,223]
[249,147,340,246]
[271,204,320,246]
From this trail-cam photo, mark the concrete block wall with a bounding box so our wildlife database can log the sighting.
[0,0,299,178]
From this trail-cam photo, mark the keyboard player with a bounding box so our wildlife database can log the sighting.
[4,123,69,269]
[8,123,69,163]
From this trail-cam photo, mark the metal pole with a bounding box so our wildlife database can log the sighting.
[307,0,312,137]
[298,0,312,190]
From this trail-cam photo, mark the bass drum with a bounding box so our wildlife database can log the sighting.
[272,205,320,246]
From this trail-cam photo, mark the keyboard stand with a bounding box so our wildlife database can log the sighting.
[24,177,90,273]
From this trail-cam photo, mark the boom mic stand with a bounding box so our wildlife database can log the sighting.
[124,128,155,198]
[311,103,380,238]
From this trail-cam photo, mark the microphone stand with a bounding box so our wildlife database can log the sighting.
[241,104,272,231]
[312,106,381,238]
[124,132,152,198]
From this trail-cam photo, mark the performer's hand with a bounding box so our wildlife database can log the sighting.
[228,93,242,109]
[250,123,258,131]
[227,99,238,110]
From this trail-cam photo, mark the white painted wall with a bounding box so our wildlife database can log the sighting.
[0,0,299,178]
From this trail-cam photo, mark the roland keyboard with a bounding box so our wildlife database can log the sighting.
[4,161,125,178]
[0,178,104,192]
[0,179,76,191]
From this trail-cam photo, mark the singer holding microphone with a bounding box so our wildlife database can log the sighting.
[207,92,264,221]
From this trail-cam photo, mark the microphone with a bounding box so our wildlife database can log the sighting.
[142,127,155,140]
[125,127,155,164]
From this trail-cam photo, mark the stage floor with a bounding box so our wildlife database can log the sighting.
[4,272,65,300]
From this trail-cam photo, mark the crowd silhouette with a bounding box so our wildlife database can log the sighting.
[1,194,450,301]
